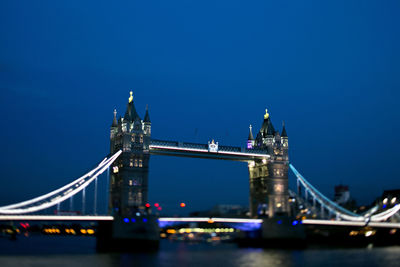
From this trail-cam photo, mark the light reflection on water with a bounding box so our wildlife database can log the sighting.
[0,236,400,267]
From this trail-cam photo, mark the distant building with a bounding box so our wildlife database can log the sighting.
[381,189,400,205]
[334,184,357,210]
[334,185,350,205]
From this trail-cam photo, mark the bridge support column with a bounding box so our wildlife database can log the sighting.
[297,179,301,196]
[96,215,159,252]
[238,217,306,248]
[82,187,86,215]
[70,196,73,211]
[94,177,98,215]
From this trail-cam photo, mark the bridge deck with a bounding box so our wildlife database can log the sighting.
[149,139,269,161]
[0,215,114,221]
[1,216,400,229]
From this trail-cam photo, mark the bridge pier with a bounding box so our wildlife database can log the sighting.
[96,215,159,252]
[237,217,306,248]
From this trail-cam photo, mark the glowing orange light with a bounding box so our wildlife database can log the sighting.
[145,203,151,208]
[154,203,159,207]
[180,203,186,208]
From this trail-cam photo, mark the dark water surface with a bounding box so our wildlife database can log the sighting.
[0,236,400,267]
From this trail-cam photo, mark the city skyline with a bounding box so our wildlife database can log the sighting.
[1,1,400,215]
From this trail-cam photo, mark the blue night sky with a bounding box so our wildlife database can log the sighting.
[0,1,399,215]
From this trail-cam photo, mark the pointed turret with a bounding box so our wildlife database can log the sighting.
[112,109,118,127]
[247,124,255,149]
[144,105,151,123]
[281,121,289,150]
[248,124,254,140]
[281,121,287,137]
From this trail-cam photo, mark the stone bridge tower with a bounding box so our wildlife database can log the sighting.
[109,92,151,217]
[247,109,289,218]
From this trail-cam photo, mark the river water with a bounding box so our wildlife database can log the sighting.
[0,236,400,267]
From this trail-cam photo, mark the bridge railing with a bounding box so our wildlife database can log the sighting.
[150,139,268,155]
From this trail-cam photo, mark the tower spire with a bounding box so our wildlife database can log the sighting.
[264,109,270,119]
[124,91,140,122]
[129,91,133,103]
[248,124,254,140]
[281,121,287,137]
[144,104,151,123]
[112,109,118,127]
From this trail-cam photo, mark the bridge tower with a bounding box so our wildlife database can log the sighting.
[98,92,158,251]
[247,109,289,218]
[109,91,151,217]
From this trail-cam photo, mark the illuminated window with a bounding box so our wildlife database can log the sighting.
[131,134,136,142]
[133,178,141,186]
[134,159,138,167]
[129,180,133,186]
[128,191,134,204]
[140,135,143,143]
[139,159,143,167]
[129,159,134,167]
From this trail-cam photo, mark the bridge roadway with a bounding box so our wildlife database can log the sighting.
[149,139,269,162]
[1,215,400,229]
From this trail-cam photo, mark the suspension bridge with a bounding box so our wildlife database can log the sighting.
[0,150,398,227]
[0,93,399,249]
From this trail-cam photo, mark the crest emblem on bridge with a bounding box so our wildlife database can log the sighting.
[208,139,219,152]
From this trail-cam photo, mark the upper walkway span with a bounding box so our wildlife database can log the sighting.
[149,139,269,162]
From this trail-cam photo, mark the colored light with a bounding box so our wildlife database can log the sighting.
[277,220,282,225]
[123,218,129,223]
[180,203,186,207]
[143,218,148,222]
[292,220,298,226]
[157,207,162,211]
[131,218,136,222]
[154,203,159,207]
[145,203,151,208]
[87,229,95,235]
[383,204,387,209]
